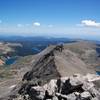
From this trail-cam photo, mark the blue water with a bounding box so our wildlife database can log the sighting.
[5,57,17,65]
[96,71,100,75]
[32,47,41,54]
[5,47,41,65]
[96,66,100,75]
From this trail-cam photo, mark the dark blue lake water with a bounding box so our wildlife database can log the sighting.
[32,47,41,54]
[96,66,100,75]
[96,71,100,75]
[5,57,18,65]
[5,47,42,65]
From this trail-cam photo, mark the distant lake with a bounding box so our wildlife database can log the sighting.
[96,66,100,75]
[5,47,42,65]
[96,71,100,75]
[5,57,18,65]
[32,47,42,54]
[96,48,100,57]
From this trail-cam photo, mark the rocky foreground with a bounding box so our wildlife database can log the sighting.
[1,74,100,100]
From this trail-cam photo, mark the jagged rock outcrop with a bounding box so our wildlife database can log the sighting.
[3,74,100,100]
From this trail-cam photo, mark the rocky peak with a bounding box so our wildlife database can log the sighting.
[22,45,64,84]
[22,44,95,85]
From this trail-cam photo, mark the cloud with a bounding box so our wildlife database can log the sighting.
[0,20,2,24]
[33,22,40,26]
[81,20,100,27]
[17,24,24,27]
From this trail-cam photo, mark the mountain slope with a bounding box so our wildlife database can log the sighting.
[0,41,100,99]
[11,41,99,85]
[21,42,97,84]
[64,41,99,66]
[0,42,22,66]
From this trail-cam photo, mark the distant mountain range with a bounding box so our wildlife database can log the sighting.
[0,36,76,57]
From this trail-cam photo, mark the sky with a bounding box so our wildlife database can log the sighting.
[0,0,100,40]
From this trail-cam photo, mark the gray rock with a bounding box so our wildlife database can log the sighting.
[81,91,91,99]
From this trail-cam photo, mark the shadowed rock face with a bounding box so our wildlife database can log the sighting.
[22,45,62,85]
[22,45,64,79]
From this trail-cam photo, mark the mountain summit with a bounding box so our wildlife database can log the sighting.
[22,43,95,85]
